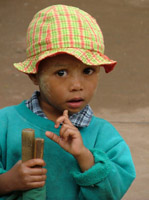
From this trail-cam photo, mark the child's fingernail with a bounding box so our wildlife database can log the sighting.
[55,124,59,128]
[64,110,68,116]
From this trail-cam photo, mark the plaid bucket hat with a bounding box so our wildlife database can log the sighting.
[14,4,117,74]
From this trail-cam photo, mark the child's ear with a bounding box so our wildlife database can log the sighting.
[28,74,39,85]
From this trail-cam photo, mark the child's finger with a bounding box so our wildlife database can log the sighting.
[30,168,47,176]
[60,129,73,141]
[46,131,62,145]
[24,159,46,168]
[55,110,71,128]
[60,123,76,138]
[29,174,47,182]
[63,110,73,126]
[27,181,46,189]
[54,115,65,128]
[63,110,68,118]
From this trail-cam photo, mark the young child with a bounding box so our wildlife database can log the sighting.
[0,4,135,200]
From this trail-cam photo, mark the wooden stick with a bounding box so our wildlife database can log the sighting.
[34,138,44,159]
[22,129,35,163]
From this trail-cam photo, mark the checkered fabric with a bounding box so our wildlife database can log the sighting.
[14,4,117,74]
[25,91,47,119]
[26,91,93,127]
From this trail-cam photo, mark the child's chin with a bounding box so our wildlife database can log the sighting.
[68,108,83,115]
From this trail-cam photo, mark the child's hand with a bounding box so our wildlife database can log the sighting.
[46,110,85,157]
[6,159,47,192]
[46,110,94,171]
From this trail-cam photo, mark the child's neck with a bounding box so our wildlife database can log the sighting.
[38,97,63,122]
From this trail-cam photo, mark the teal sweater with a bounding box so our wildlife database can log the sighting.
[0,101,136,200]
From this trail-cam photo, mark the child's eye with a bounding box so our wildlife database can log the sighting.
[56,70,67,77]
[83,68,94,75]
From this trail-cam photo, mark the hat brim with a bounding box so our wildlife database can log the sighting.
[14,48,117,74]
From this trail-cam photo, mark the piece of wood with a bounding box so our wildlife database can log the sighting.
[34,138,44,159]
[22,128,35,163]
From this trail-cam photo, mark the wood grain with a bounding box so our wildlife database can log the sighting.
[34,138,44,159]
[22,129,35,162]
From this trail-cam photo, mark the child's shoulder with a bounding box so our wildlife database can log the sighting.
[0,101,25,117]
[91,115,114,128]
[90,115,121,137]
[0,104,17,114]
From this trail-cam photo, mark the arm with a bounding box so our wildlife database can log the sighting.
[72,143,136,200]
[72,124,136,200]
[0,110,47,196]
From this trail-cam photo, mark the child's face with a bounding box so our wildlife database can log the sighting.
[30,54,100,119]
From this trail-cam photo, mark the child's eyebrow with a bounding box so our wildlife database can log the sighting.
[53,64,68,68]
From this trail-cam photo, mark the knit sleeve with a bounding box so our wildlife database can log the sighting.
[71,149,111,186]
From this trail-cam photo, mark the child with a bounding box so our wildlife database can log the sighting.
[0,4,135,200]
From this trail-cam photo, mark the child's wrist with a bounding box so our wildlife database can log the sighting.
[74,146,88,160]
[74,147,94,172]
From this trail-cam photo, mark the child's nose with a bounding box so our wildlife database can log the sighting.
[69,77,83,92]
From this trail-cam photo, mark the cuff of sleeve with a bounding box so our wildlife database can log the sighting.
[71,149,111,186]
[0,168,7,175]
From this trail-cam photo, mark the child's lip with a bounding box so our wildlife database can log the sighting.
[67,97,84,102]
[66,98,84,108]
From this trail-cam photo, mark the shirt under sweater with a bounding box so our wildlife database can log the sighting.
[25,91,93,127]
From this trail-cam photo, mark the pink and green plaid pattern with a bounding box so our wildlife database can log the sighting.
[14,5,117,73]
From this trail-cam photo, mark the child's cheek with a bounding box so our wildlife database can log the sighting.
[39,76,52,95]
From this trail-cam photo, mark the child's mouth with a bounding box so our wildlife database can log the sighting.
[67,98,84,108]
